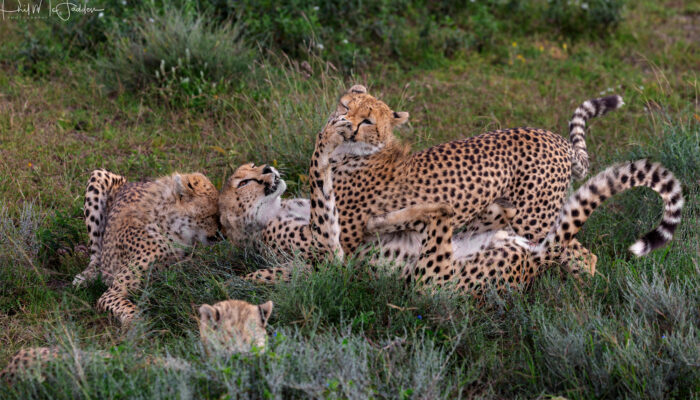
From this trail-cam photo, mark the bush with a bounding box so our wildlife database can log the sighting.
[99,6,255,107]
[547,0,625,38]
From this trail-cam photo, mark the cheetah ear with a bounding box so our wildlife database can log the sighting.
[392,111,409,126]
[174,174,196,198]
[258,301,273,327]
[347,84,367,94]
[199,304,220,323]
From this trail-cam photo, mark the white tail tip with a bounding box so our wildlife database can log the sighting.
[629,240,647,257]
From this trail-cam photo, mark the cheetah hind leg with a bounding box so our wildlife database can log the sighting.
[559,238,597,277]
[366,203,457,287]
[243,263,312,284]
[96,254,158,327]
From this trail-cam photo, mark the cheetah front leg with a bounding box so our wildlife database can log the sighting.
[307,114,355,262]
[96,248,164,327]
[242,115,351,285]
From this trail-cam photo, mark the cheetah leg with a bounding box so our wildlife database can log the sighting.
[1,347,59,384]
[96,254,159,327]
[560,238,597,277]
[365,203,452,235]
[366,203,457,287]
[463,198,517,234]
[74,169,127,288]
[307,115,356,262]
[243,263,311,284]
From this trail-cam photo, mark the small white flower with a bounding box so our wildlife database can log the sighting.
[181,77,190,84]
[316,43,324,50]
[121,0,126,4]
[639,85,644,90]
[342,39,349,44]
[98,12,104,18]
[313,6,319,11]
[599,91,606,95]
[606,87,613,93]
[581,2,589,10]
[149,17,155,23]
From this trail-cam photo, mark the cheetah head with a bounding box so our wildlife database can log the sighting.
[199,299,273,355]
[332,84,410,156]
[170,172,220,245]
[219,163,285,244]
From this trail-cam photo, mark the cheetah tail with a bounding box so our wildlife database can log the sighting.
[536,159,683,258]
[569,95,624,180]
[74,169,127,287]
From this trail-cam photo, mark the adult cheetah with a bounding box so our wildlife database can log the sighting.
[327,85,622,272]
[362,159,683,291]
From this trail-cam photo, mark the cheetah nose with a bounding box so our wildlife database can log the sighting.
[262,165,273,175]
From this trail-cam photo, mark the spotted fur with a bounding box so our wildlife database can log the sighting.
[325,86,622,272]
[569,95,624,180]
[1,299,272,384]
[219,115,352,282]
[72,170,220,326]
[363,159,683,294]
[73,169,128,287]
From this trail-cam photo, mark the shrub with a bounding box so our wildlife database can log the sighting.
[99,6,255,107]
[546,0,626,38]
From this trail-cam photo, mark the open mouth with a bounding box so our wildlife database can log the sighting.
[264,175,281,196]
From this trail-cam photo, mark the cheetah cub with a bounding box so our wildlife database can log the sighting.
[1,299,273,384]
[73,169,220,326]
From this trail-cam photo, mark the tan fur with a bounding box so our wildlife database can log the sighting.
[73,170,220,326]
[327,86,620,275]
[199,299,273,355]
[1,299,273,383]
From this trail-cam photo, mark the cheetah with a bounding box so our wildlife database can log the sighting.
[218,115,520,283]
[218,114,353,279]
[326,85,623,272]
[1,299,273,384]
[72,169,220,326]
[198,299,274,356]
[362,159,683,292]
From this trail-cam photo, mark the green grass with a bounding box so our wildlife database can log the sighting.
[1,0,699,398]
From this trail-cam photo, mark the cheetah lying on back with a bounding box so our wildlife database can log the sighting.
[72,169,220,326]
[1,299,273,384]
[326,85,623,274]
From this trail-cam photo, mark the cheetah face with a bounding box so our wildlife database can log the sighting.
[219,163,286,243]
[172,173,220,245]
[199,299,273,355]
[332,85,409,156]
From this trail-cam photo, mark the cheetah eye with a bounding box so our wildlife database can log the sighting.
[237,179,252,188]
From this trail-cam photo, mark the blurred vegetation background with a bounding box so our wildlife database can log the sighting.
[0,0,698,398]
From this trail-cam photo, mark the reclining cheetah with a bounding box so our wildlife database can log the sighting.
[218,116,517,282]
[72,169,220,326]
[219,114,352,271]
[327,85,622,271]
[1,299,273,384]
[363,159,682,292]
